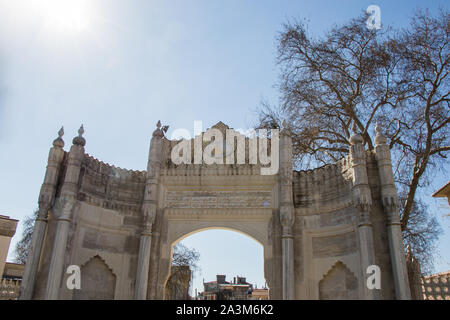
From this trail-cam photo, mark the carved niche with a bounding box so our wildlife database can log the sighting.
[319,261,358,300]
[73,255,116,300]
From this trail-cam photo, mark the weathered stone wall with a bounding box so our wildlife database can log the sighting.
[33,155,145,299]
[78,155,146,213]
[291,153,398,299]
[292,159,358,299]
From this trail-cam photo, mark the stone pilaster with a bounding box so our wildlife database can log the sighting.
[279,124,295,300]
[374,124,411,300]
[135,121,165,300]
[20,128,65,300]
[45,126,85,300]
[349,128,377,300]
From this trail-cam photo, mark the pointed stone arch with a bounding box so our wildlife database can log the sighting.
[73,255,117,300]
[318,261,358,300]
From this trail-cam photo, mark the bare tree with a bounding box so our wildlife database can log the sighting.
[383,10,449,231]
[171,243,201,271]
[259,10,448,272]
[400,195,442,274]
[14,211,38,264]
[165,243,201,300]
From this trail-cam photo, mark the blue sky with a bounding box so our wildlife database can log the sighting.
[0,0,448,295]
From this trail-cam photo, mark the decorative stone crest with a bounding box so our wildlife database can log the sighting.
[349,122,363,145]
[374,122,387,146]
[152,120,169,138]
[72,125,86,146]
[281,119,289,136]
[52,127,65,148]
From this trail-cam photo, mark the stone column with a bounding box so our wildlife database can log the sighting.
[135,229,153,300]
[349,128,377,300]
[279,124,295,300]
[135,121,165,300]
[20,128,65,300]
[374,124,411,300]
[45,126,85,300]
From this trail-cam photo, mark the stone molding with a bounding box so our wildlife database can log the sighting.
[164,207,273,221]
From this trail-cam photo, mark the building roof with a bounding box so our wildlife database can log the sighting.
[423,270,450,279]
[0,215,18,222]
[432,181,450,197]
[220,284,251,288]
[204,280,230,284]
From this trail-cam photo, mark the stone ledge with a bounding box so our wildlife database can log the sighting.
[165,207,273,221]
[0,216,18,237]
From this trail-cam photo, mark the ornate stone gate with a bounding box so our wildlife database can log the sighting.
[19,121,411,300]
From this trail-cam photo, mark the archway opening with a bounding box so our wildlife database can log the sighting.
[164,228,269,300]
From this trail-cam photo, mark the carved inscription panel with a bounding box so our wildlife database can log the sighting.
[165,190,272,209]
[312,232,357,258]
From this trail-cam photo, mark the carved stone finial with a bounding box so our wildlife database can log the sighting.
[78,124,84,137]
[72,124,86,146]
[280,119,293,138]
[153,120,168,138]
[52,126,65,148]
[375,122,381,134]
[58,127,64,137]
[349,121,363,145]
[374,122,387,145]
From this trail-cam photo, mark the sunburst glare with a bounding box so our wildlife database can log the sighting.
[39,0,92,32]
